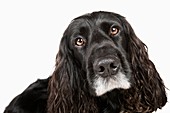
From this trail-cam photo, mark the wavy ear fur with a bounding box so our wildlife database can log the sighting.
[47,34,98,113]
[120,17,167,112]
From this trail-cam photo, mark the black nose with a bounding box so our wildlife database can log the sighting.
[94,58,120,77]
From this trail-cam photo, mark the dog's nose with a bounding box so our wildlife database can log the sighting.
[94,58,120,77]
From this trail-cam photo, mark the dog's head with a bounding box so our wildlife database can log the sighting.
[64,11,131,96]
[48,11,167,113]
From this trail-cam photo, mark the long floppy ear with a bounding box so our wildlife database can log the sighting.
[47,33,98,113]
[120,18,167,112]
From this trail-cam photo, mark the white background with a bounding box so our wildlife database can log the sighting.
[0,0,169,112]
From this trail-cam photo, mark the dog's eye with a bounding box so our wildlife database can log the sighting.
[75,37,86,46]
[110,25,119,36]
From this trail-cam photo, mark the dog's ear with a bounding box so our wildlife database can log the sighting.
[119,17,167,112]
[47,33,98,113]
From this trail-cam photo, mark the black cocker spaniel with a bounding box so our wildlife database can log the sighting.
[4,11,167,113]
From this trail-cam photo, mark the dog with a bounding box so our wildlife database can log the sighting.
[4,11,167,113]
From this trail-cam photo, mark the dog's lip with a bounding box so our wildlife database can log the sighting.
[93,69,119,79]
[93,71,131,96]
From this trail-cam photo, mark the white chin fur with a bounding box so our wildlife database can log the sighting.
[93,72,130,96]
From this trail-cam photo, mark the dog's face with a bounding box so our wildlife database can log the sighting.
[65,12,131,96]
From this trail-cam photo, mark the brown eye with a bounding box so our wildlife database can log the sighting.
[75,37,86,46]
[110,25,119,36]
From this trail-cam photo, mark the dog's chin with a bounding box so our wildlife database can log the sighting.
[92,72,131,96]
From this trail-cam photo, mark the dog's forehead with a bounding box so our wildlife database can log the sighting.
[74,11,123,21]
[71,11,123,27]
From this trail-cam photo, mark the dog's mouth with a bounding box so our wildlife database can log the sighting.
[93,71,131,96]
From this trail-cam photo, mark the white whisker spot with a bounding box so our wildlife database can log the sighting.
[93,72,130,96]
